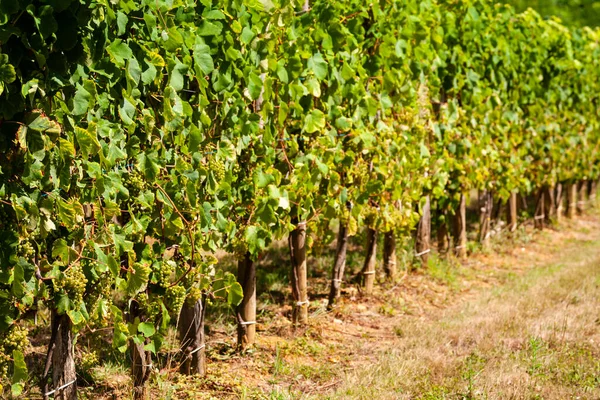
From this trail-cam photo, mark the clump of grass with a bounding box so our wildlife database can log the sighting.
[425,253,459,288]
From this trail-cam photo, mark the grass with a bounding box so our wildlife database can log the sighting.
[329,218,600,399]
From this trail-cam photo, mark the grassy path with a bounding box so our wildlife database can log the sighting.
[328,217,600,400]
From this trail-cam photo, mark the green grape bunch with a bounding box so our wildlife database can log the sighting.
[16,239,35,262]
[124,170,147,196]
[0,325,29,379]
[54,265,88,306]
[165,285,186,314]
[154,260,176,288]
[122,169,147,214]
[186,286,202,307]
[208,157,226,181]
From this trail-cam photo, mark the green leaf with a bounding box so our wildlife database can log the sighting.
[113,324,128,351]
[56,294,71,315]
[0,54,16,84]
[198,21,222,36]
[11,383,23,397]
[119,97,136,126]
[254,169,273,189]
[127,58,141,86]
[72,83,93,116]
[106,39,133,67]
[244,226,264,255]
[28,113,60,134]
[67,309,84,325]
[276,62,288,83]
[204,10,226,20]
[241,27,255,44]
[116,11,128,36]
[75,127,101,158]
[247,72,263,100]
[144,341,156,354]
[11,350,27,393]
[304,109,325,133]
[138,322,156,337]
[308,53,328,80]
[94,243,119,277]
[126,263,149,296]
[141,61,157,85]
[12,262,25,297]
[52,238,77,263]
[306,77,321,97]
[57,199,83,229]
[335,117,352,132]
[137,152,160,180]
[169,60,188,92]
[193,44,214,75]
[228,281,243,306]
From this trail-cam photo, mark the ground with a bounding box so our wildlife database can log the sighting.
[79,213,600,399]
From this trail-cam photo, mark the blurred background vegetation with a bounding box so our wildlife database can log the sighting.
[500,0,600,27]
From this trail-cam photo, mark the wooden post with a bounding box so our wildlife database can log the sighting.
[51,312,77,400]
[555,183,564,222]
[534,188,545,230]
[328,220,348,308]
[416,195,431,265]
[289,220,308,325]
[544,186,555,225]
[383,231,397,279]
[179,297,206,375]
[577,180,587,215]
[566,183,576,218]
[507,191,518,232]
[478,190,493,246]
[236,252,256,350]
[360,228,378,295]
[452,194,467,259]
[129,300,151,400]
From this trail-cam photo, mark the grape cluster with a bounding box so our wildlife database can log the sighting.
[0,325,29,379]
[85,271,113,322]
[232,162,241,177]
[186,286,202,306]
[166,285,186,313]
[115,321,129,338]
[123,170,147,214]
[80,350,99,372]
[124,170,146,195]
[135,293,160,320]
[16,239,35,262]
[155,261,175,288]
[54,265,88,306]
[145,299,161,320]
[208,158,226,181]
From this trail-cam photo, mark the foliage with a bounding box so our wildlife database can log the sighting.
[0,0,598,395]
[500,0,600,28]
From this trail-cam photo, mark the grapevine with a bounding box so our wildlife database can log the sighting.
[0,0,597,398]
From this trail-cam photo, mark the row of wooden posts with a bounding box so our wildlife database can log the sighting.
[236,181,598,354]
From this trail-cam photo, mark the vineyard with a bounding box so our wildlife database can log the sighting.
[0,0,599,398]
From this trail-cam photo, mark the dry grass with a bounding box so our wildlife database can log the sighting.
[332,216,600,400]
